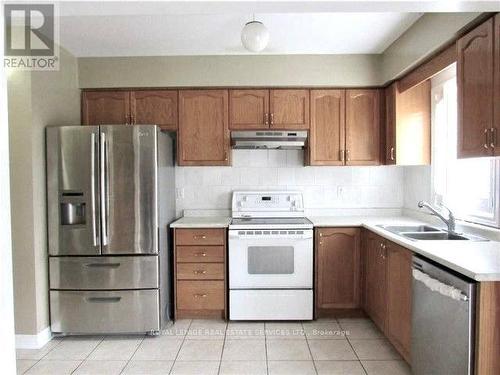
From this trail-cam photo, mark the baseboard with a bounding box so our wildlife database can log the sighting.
[15,327,52,349]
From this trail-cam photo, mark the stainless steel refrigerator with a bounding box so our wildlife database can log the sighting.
[46,125,175,335]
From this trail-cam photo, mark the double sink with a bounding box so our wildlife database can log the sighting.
[378,225,487,241]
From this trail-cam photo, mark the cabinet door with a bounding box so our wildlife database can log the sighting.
[178,90,230,166]
[131,90,178,131]
[269,89,310,129]
[229,90,269,130]
[494,14,500,156]
[386,242,412,363]
[457,18,494,158]
[316,228,360,310]
[82,91,130,125]
[364,233,387,332]
[309,90,345,166]
[345,89,380,165]
[385,84,397,165]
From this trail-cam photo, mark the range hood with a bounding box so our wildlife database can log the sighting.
[231,131,307,150]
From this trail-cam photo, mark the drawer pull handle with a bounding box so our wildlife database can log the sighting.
[84,263,121,269]
[194,252,207,257]
[193,294,208,298]
[193,235,207,239]
[86,296,122,303]
[193,270,207,275]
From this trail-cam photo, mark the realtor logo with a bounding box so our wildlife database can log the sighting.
[4,3,59,70]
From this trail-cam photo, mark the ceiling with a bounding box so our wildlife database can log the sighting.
[55,1,500,58]
[59,12,422,57]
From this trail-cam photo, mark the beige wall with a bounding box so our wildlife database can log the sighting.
[78,54,382,88]
[8,46,80,335]
[380,12,480,84]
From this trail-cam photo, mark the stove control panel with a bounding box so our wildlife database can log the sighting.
[232,191,304,218]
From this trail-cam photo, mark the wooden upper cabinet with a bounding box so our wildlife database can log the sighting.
[364,232,387,333]
[270,89,310,129]
[345,89,380,165]
[457,17,495,158]
[384,84,397,165]
[494,14,500,157]
[229,90,269,130]
[316,228,361,312]
[386,242,412,363]
[309,90,345,166]
[130,90,178,131]
[178,90,230,166]
[82,91,130,125]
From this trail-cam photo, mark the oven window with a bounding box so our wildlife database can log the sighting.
[247,246,294,274]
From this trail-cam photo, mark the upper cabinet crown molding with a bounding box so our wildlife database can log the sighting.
[178,90,230,166]
[457,16,498,158]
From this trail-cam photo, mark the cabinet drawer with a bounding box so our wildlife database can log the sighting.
[176,246,224,263]
[177,263,224,280]
[176,229,225,246]
[177,281,224,310]
[50,256,159,290]
[50,290,159,334]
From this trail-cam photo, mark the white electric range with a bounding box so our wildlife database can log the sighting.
[228,191,313,320]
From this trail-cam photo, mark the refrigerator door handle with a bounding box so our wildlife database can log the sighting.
[100,132,109,246]
[90,133,98,247]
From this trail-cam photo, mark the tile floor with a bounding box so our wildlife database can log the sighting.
[16,318,411,375]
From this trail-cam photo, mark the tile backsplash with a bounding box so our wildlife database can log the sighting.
[175,150,405,216]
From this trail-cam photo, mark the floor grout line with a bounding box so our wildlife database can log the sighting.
[216,321,228,375]
[118,334,146,375]
[168,319,193,375]
[264,322,269,375]
[302,321,319,375]
[69,335,105,374]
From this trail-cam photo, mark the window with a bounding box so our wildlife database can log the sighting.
[431,64,500,228]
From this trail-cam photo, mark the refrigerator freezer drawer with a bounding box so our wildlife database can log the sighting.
[50,256,159,290]
[50,290,160,334]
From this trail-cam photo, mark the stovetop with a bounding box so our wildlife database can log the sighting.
[229,217,313,230]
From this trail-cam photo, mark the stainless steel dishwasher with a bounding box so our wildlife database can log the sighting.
[411,256,476,375]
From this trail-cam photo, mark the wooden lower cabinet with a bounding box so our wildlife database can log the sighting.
[386,241,412,363]
[315,228,361,316]
[174,228,226,319]
[363,231,388,332]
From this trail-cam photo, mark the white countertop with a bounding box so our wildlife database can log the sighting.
[170,216,232,228]
[170,214,500,281]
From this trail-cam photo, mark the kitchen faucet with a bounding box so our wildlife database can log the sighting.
[418,201,457,234]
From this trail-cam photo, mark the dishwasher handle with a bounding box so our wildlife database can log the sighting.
[412,268,469,302]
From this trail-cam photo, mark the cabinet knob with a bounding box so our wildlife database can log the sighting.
[270,113,274,125]
[194,235,207,239]
[491,128,497,148]
[194,252,207,257]
[264,113,269,126]
[390,147,395,161]
[193,294,208,298]
[346,150,350,161]
[193,270,207,275]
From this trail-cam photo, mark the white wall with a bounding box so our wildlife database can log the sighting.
[0,5,17,373]
[403,165,432,215]
[175,150,404,216]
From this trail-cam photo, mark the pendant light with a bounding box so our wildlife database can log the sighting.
[241,15,269,53]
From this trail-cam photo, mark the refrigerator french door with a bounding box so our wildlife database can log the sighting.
[47,125,174,334]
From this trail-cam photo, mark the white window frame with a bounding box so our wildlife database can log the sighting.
[431,65,500,228]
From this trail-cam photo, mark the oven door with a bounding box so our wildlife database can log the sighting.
[229,229,313,289]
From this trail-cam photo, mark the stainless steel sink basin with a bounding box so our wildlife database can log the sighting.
[403,232,469,241]
[380,225,441,233]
